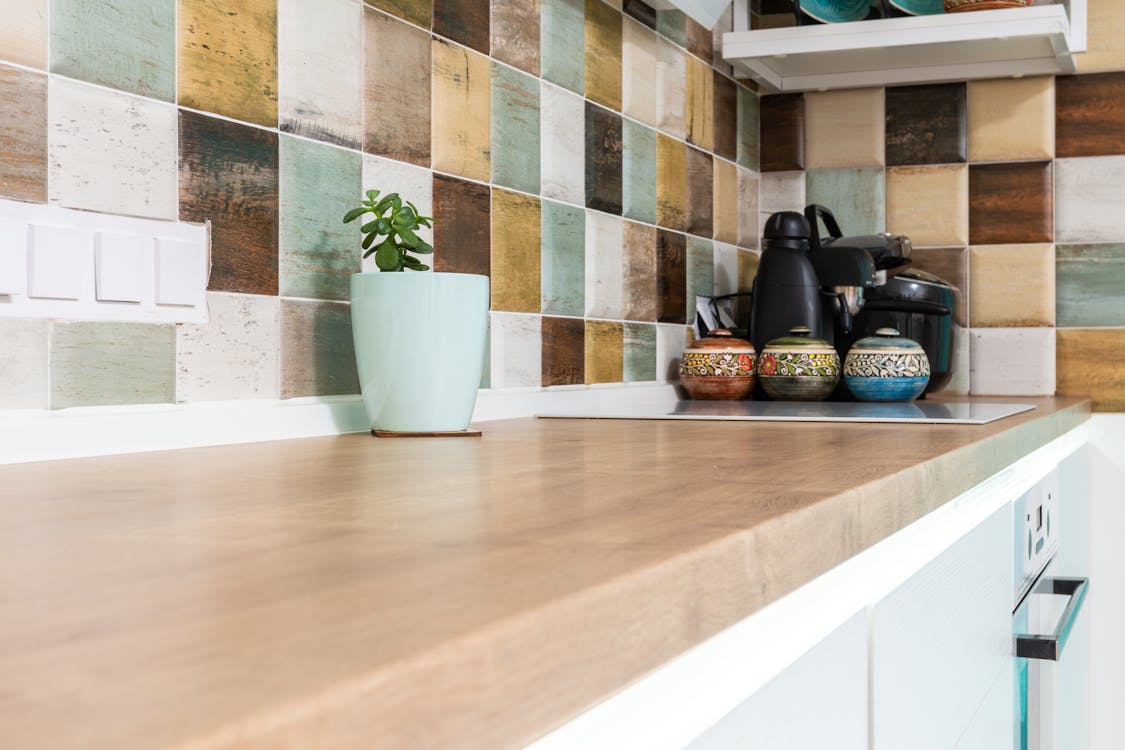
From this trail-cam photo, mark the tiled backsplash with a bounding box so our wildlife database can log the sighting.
[0,0,760,410]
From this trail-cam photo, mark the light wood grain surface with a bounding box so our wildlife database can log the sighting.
[0,398,1088,749]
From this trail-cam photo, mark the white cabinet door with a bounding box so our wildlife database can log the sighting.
[871,503,1013,750]
[686,610,868,750]
[954,661,1015,750]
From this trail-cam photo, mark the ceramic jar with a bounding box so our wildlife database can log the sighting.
[679,329,757,400]
[757,326,840,401]
[843,328,931,402]
[943,0,1027,11]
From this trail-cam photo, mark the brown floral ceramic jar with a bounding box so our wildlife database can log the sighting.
[679,329,757,400]
[757,326,841,401]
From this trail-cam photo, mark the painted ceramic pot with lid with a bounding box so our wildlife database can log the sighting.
[757,326,840,401]
[943,0,1027,11]
[843,328,931,402]
[679,330,757,400]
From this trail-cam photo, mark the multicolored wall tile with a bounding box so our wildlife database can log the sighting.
[177,293,281,402]
[432,39,491,182]
[541,199,585,316]
[584,0,622,111]
[50,322,176,408]
[492,64,541,194]
[540,0,585,94]
[280,299,359,398]
[585,319,624,384]
[491,189,542,313]
[542,315,585,386]
[364,10,431,167]
[0,66,47,202]
[0,319,48,409]
[0,0,47,69]
[432,174,490,276]
[492,0,540,76]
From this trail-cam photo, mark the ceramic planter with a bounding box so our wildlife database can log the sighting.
[758,326,840,401]
[350,272,489,432]
[844,327,931,402]
[679,329,757,400]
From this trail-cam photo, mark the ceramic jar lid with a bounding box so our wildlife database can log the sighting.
[686,329,756,353]
[762,326,835,352]
[850,327,925,353]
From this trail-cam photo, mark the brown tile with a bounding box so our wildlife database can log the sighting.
[0,66,46,202]
[712,159,738,244]
[178,0,278,127]
[657,229,686,324]
[585,102,623,214]
[886,83,966,166]
[969,244,1055,328]
[685,16,711,61]
[656,133,686,231]
[433,174,491,276]
[368,0,431,29]
[686,147,713,238]
[623,220,656,321]
[179,110,278,296]
[1076,0,1125,74]
[432,38,490,181]
[434,0,490,54]
[491,0,540,75]
[712,72,737,162]
[909,247,967,327]
[967,77,1054,163]
[364,10,430,167]
[280,299,359,398]
[623,0,656,28]
[585,320,624,384]
[759,93,804,172]
[491,188,541,313]
[1056,72,1125,159]
[969,161,1053,245]
[685,57,714,151]
[542,315,585,385]
[1057,328,1125,411]
[585,0,622,111]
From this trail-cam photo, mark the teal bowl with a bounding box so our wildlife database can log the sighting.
[800,0,872,23]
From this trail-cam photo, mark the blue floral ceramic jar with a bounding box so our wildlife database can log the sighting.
[843,328,931,402]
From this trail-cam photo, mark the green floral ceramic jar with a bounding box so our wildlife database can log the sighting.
[757,326,840,401]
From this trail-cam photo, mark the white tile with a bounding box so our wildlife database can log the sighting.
[622,18,657,128]
[656,322,688,382]
[737,167,760,248]
[360,154,433,272]
[27,223,88,299]
[278,0,363,148]
[540,81,585,205]
[95,231,147,303]
[945,324,970,396]
[0,218,28,295]
[488,312,541,388]
[585,210,624,319]
[655,38,686,139]
[49,78,177,220]
[713,241,739,296]
[759,170,805,218]
[969,328,1055,396]
[155,237,204,306]
[177,292,281,402]
[1055,156,1125,244]
[0,318,48,409]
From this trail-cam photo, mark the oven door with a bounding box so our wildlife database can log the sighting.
[1013,561,1090,750]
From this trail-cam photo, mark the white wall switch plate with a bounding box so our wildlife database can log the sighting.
[155,237,204,307]
[95,232,147,303]
[0,218,27,295]
[27,224,89,300]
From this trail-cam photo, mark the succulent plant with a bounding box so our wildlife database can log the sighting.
[343,189,434,272]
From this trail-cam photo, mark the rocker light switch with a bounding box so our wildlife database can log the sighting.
[94,232,146,303]
[0,218,27,295]
[27,223,89,300]
[154,237,203,306]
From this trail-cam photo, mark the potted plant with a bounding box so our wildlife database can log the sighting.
[345,189,489,435]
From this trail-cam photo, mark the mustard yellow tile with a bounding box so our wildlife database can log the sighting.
[432,38,490,182]
[178,0,278,127]
[805,88,884,169]
[685,56,713,151]
[584,0,622,111]
[713,158,738,244]
[1057,328,1125,411]
[585,319,624,384]
[967,77,1054,163]
[656,133,686,231]
[969,244,1055,327]
[886,165,968,247]
[1076,0,1125,74]
[0,0,46,69]
[491,188,542,313]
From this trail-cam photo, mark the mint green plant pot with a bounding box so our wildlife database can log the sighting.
[350,272,489,433]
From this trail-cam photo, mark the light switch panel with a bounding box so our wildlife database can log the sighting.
[155,237,204,306]
[0,218,27,295]
[27,223,89,300]
[95,232,147,303]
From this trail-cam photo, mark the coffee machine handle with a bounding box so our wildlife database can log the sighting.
[804,205,843,251]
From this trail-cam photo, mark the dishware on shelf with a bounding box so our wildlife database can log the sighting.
[943,0,1028,11]
[843,327,931,402]
[886,0,945,15]
[679,329,757,401]
[795,0,876,24]
[758,326,841,401]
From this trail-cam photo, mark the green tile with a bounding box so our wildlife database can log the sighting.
[686,236,714,321]
[737,85,759,171]
[491,63,541,194]
[805,169,885,236]
[624,322,657,382]
[541,199,585,316]
[656,9,686,48]
[541,0,584,94]
[1057,244,1125,327]
[50,0,175,101]
[623,119,657,225]
[279,135,362,301]
[50,322,175,408]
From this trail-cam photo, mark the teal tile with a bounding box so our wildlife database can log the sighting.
[50,322,175,408]
[541,0,584,94]
[624,322,657,382]
[491,63,541,194]
[805,169,885,236]
[1057,244,1125,327]
[541,199,585,316]
[50,0,175,101]
[623,119,657,225]
[656,9,686,48]
[279,135,362,301]
[686,236,714,321]
[737,85,759,170]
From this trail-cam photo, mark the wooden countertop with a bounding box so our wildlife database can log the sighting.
[0,397,1089,749]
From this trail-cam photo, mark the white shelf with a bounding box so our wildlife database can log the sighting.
[723,4,1086,93]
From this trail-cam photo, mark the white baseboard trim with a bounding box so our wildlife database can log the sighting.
[0,384,680,465]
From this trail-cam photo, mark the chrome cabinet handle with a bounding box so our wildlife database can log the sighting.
[1015,577,1089,661]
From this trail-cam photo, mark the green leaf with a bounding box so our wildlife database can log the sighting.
[374,237,401,271]
[413,240,433,255]
[373,194,397,213]
[343,206,370,223]
[362,232,377,249]
[366,189,381,202]
[391,195,402,212]
[360,219,380,234]
[397,226,421,248]
[417,218,433,229]
[376,218,391,235]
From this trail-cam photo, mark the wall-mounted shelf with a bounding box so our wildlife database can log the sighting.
[723,4,1086,93]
